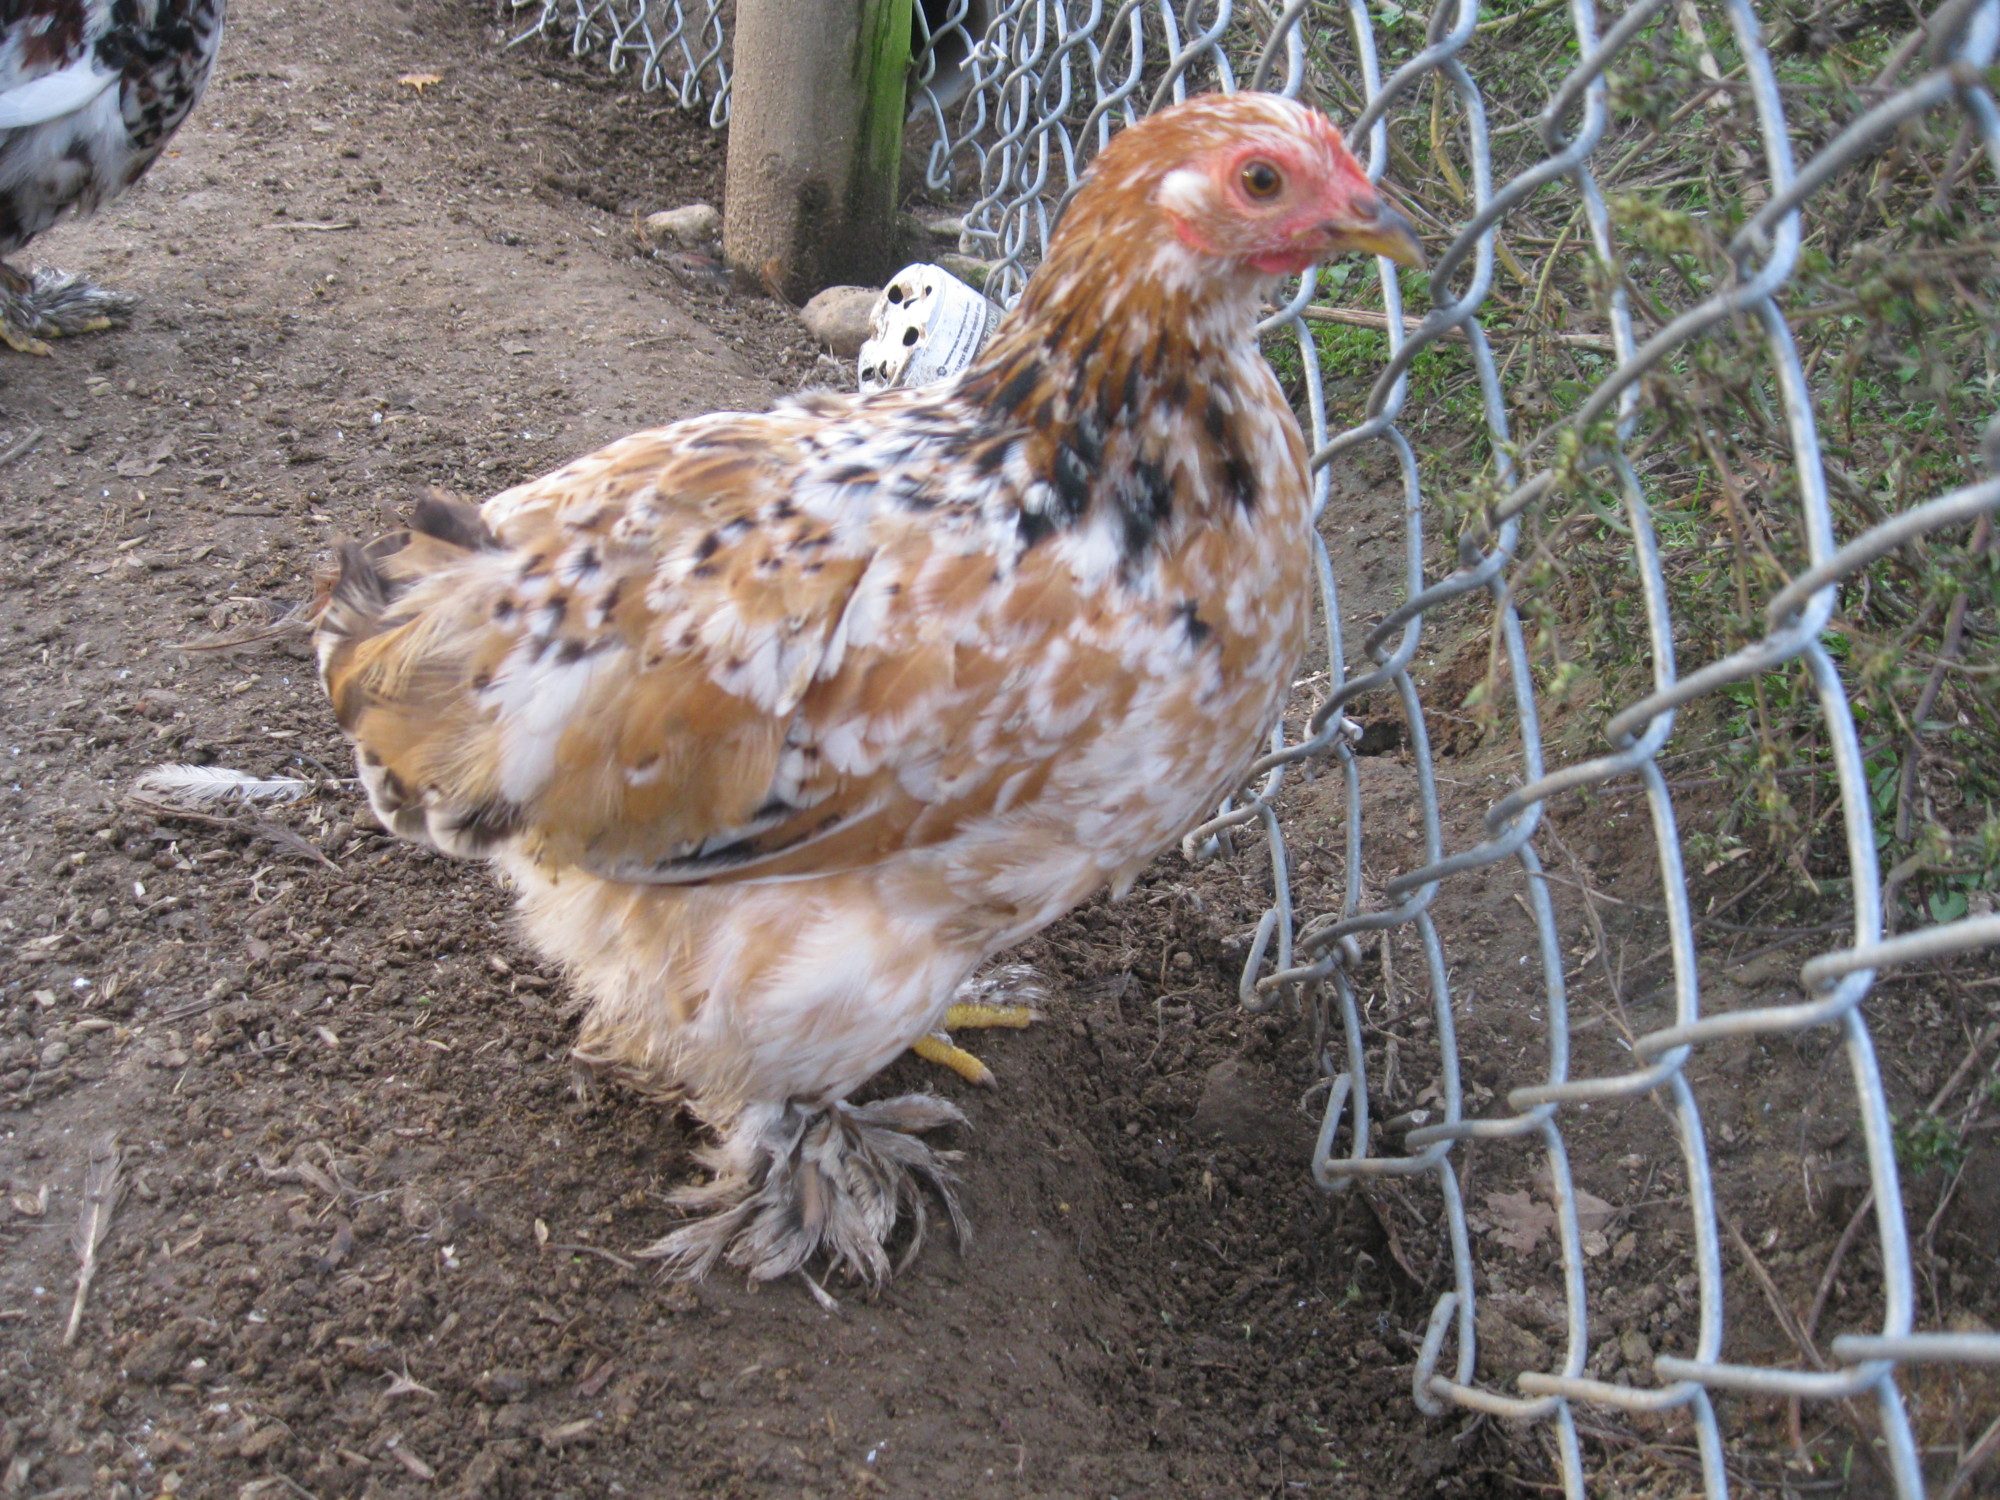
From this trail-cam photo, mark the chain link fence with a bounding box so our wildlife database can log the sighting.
[501,2,2000,1493]
[499,0,734,121]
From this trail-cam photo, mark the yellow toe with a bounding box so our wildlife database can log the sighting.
[941,1001,1042,1031]
[910,1033,995,1088]
[908,1001,1041,1086]
[1,324,52,356]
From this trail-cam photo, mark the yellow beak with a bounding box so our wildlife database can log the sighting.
[1331,196,1426,269]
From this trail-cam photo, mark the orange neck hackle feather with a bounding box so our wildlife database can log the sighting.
[951,93,1370,559]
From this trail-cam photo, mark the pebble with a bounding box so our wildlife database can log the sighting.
[799,285,879,358]
[937,252,996,289]
[123,1325,186,1383]
[641,203,720,249]
[1189,1057,1290,1145]
[238,1425,288,1459]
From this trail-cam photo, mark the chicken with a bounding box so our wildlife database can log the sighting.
[0,0,225,354]
[314,91,1421,1291]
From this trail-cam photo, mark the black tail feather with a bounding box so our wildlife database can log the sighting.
[410,488,499,553]
[319,491,494,631]
[328,538,401,623]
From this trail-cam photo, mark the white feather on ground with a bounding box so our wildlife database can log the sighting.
[130,764,313,809]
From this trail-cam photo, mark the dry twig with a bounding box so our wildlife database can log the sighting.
[1786,1021,2000,1455]
[0,425,44,468]
[1892,514,1993,847]
[63,1135,125,1346]
[1941,1409,2000,1500]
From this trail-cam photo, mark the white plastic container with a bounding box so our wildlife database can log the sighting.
[858,263,1003,392]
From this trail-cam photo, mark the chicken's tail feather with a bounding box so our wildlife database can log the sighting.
[313,490,522,860]
[409,489,500,553]
[316,537,400,639]
[315,488,497,649]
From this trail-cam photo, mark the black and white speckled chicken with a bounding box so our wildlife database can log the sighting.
[0,0,225,355]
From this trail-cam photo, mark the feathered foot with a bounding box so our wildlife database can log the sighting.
[909,962,1047,1088]
[638,1095,970,1295]
[0,264,136,355]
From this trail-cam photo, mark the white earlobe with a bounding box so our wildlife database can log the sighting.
[1155,167,1208,218]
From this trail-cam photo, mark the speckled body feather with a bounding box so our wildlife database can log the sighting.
[315,93,1416,1286]
[0,0,225,254]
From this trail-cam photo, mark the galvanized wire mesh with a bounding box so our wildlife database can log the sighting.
[505,2,2000,1493]
[499,0,734,123]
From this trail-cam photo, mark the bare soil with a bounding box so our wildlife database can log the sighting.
[1,3,1993,1497]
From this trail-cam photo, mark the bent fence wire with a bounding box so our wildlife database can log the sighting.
[503,1,2000,1494]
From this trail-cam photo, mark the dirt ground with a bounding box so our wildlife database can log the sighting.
[1,2,1994,1497]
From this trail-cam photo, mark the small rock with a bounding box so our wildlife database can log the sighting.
[799,285,879,358]
[124,1325,186,1383]
[461,1445,519,1490]
[1619,1328,1653,1368]
[1476,1305,1553,1374]
[133,689,183,720]
[1189,1058,1292,1146]
[38,1040,69,1069]
[937,252,996,290]
[641,203,720,249]
[237,1425,288,1460]
[475,1367,531,1401]
[148,1429,194,1460]
[89,907,112,931]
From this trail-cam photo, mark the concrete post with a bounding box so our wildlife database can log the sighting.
[723,0,914,301]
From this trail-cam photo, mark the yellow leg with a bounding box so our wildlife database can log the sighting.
[909,1001,1044,1088]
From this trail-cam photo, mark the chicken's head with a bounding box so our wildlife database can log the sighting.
[1087,92,1423,280]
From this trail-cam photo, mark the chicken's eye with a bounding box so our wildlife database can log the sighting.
[1240,160,1284,200]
